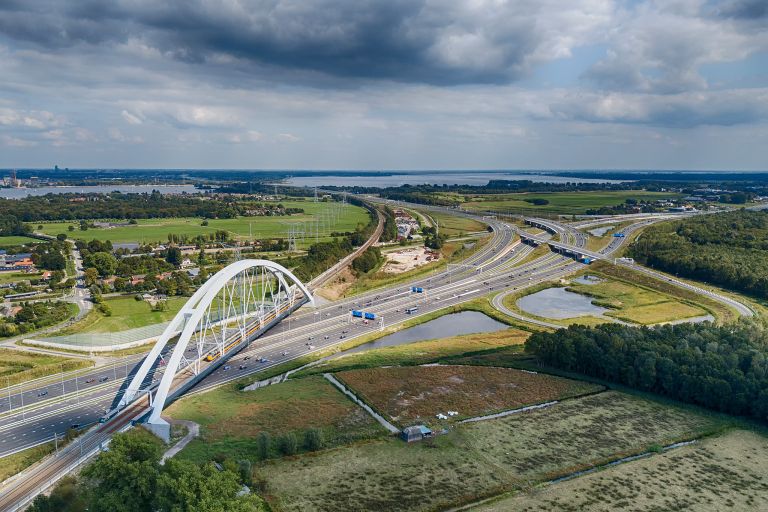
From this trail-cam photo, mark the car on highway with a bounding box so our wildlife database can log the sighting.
[308,344,316,349]
[243,356,251,360]
[70,424,80,429]
[238,365,247,370]
[37,390,48,397]
[98,376,108,382]
[223,365,231,371]
[324,335,330,340]
[85,378,95,384]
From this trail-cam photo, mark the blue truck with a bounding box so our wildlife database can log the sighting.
[411,287,424,293]
[613,233,626,238]
[351,310,363,318]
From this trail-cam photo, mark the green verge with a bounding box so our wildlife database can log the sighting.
[53,295,186,336]
[0,443,55,483]
[0,348,93,387]
[168,375,387,465]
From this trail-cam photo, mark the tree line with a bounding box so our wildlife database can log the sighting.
[630,210,768,298]
[526,320,768,422]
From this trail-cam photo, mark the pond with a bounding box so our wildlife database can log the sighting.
[337,311,508,357]
[588,225,614,236]
[573,275,604,286]
[517,287,609,319]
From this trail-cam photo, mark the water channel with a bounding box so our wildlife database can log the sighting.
[335,311,509,357]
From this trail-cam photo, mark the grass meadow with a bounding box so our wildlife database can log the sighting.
[36,201,369,246]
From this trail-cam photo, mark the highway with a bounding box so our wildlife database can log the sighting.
[0,206,756,510]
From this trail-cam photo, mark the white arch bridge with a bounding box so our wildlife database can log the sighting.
[111,259,314,441]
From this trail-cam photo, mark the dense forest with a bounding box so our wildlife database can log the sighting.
[0,215,31,236]
[629,210,768,298]
[526,320,768,422]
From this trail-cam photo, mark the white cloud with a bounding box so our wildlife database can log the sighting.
[121,109,144,125]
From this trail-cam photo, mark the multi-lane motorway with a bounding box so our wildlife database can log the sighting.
[0,206,755,510]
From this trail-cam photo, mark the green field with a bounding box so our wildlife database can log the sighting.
[0,236,41,247]
[0,348,93,387]
[56,296,186,335]
[0,272,42,285]
[169,375,386,463]
[259,391,732,511]
[423,210,488,236]
[459,190,682,215]
[566,276,708,325]
[476,429,768,511]
[36,201,370,246]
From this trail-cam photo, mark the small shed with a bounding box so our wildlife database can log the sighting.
[400,425,433,443]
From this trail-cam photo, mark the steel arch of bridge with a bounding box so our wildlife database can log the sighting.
[119,259,313,437]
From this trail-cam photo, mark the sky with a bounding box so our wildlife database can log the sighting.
[0,0,767,171]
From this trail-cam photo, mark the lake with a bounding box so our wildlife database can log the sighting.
[517,287,608,319]
[283,172,621,189]
[0,184,199,199]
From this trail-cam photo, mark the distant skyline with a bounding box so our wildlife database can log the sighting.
[1,1,767,170]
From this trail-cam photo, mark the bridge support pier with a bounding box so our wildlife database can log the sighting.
[145,417,171,443]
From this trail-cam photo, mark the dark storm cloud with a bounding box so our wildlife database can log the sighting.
[716,0,768,20]
[0,0,540,85]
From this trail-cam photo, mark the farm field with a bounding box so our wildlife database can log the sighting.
[295,328,529,378]
[0,236,40,247]
[260,391,732,512]
[35,201,369,246]
[459,191,682,215]
[337,365,602,426]
[56,296,186,335]
[475,429,768,511]
[170,375,386,464]
[0,348,92,387]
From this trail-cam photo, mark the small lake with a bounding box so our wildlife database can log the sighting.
[588,225,614,236]
[573,275,603,286]
[338,311,508,356]
[284,172,621,189]
[517,287,608,319]
[0,184,199,199]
